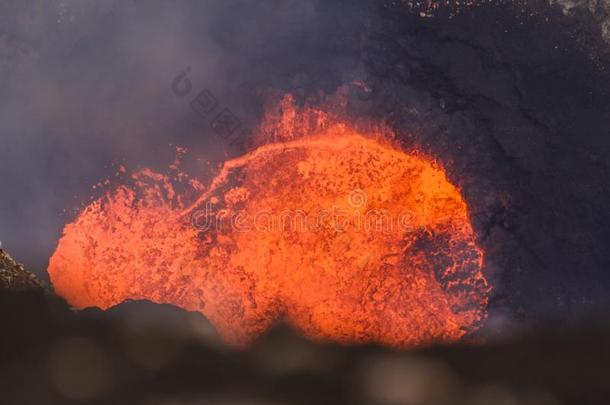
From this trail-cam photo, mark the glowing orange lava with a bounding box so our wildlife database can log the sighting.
[48,99,490,348]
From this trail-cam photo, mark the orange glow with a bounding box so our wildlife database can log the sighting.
[48,96,490,348]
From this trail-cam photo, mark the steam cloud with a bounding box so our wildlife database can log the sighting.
[0,0,365,276]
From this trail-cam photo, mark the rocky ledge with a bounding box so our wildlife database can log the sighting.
[0,249,46,290]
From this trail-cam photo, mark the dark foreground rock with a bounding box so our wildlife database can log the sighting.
[1,286,610,405]
[0,249,45,291]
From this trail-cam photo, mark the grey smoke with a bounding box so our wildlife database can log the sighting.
[0,0,365,277]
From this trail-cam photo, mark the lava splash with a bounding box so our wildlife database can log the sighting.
[48,106,490,348]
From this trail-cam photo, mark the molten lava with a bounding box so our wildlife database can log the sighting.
[48,100,490,348]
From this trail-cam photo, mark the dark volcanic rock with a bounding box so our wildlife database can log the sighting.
[0,249,45,291]
[1,278,610,405]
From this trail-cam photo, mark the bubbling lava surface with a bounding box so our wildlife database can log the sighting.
[48,105,490,348]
